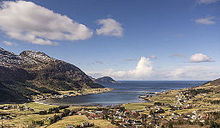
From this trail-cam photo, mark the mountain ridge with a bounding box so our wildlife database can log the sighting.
[0,47,103,103]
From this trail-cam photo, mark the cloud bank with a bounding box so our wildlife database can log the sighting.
[88,56,219,80]
[0,1,93,45]
[96,18,123,37]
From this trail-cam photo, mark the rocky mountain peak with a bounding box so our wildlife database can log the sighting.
[0,47,23,66]
[0,47,103,102]
[20,50,54,64]
[0,47,16,56]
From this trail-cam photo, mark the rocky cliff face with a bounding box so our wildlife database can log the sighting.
[0,47,103,103]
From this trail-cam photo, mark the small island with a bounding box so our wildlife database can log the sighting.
[94,76,118,84]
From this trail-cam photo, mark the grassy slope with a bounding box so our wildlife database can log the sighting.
[1,79,219,128]
[0,102,58,127]
[48,115,117,128]
[122,81,220,127]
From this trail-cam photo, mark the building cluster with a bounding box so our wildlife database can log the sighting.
[65,106,148,128]
[0,104,35,120]
[0,104,34,111]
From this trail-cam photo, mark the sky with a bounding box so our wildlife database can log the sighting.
[0,0,219,80]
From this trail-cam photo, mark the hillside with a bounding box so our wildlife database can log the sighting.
[1,78,219,128]
[131,78,220,127]
[0,47,103,103]
[203,78,220,86]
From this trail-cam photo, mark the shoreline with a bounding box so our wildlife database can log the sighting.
[32,87,114,106]
[1,80,219,128]
[1,84,202,106]
[34,85,202,106]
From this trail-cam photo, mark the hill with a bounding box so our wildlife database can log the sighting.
[203,78,220,86]
[95,76,118,84]
[0,47,103,103]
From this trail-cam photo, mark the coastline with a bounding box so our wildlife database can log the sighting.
[33,82,204,106]
[32,87,114,105]
[1,80,219,128]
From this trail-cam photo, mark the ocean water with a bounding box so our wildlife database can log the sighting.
[45,81,206,106]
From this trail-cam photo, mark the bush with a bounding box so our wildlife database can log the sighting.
[63,109,70,116]
[49,115,61,124]
[39,110,47,115]
[58,105,69,110]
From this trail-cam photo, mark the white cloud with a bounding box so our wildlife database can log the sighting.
[88,59,219,80]
[96,18,123,37]
[89,57,153,80]
[88,64,220,80]
[3,41,16,46]
[0,1,93,45]
[197,0,219,4]
[195,17,216,25]
[190,53,214,63]
[168,66,220,80]
[125,55,156,62]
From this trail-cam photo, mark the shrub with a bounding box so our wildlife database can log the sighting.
[39,110,47,115]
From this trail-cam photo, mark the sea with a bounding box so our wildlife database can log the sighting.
[44,81,206,106]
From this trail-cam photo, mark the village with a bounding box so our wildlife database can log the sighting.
[0,83,220,128]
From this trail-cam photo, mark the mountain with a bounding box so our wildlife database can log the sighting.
[95,76,118,84]
[0,47,103,103]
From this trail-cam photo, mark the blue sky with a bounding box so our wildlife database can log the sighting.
[0,0,219,80]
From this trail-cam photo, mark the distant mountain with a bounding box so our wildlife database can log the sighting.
[0,47,103,103]
[95,76,118,84]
